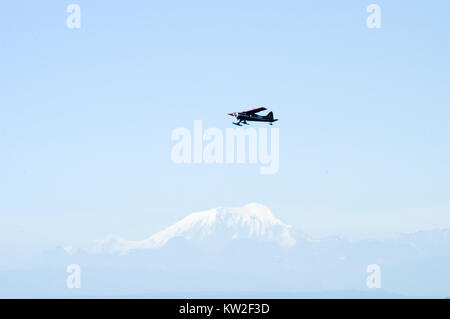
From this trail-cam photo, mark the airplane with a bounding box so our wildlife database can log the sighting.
[228,107,278,126]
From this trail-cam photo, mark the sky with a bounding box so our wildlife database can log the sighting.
[0,0,450,266]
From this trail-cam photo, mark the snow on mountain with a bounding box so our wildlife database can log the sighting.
[93,203,296,254]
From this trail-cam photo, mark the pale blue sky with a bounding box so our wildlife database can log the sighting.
[1,1,449,264]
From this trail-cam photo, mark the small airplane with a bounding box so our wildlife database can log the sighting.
[228,107,278,126]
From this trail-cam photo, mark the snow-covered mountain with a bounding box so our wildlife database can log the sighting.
[93,203,296,254]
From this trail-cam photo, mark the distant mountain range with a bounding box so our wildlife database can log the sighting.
[1,203,449,298]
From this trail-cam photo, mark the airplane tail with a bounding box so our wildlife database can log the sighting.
[266,111,278,123]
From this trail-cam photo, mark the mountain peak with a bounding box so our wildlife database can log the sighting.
[93,203,295,254]
[214,202,281,226]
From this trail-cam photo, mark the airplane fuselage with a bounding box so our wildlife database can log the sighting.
[236,113,277,123]
[228,108,278,126]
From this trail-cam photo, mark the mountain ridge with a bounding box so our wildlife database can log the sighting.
[92,203,296,254]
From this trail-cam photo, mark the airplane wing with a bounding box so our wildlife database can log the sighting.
[241,107,267,115]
